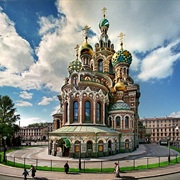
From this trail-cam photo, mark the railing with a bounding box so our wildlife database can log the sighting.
[3,154,180,172]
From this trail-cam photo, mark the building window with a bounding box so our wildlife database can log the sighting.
[98,140,103,152]
[116,116,121,127]
[74,140,80,153]
[85,101,91,122]
[109,117,112,127]
[73,76,78,85]
[96,102,101,122]
[109,62,113,74]
[87,141,93,152]
[73,101,78,122]
[98,59,103,72]
[125,116,129,128]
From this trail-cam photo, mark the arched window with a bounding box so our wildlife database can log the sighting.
[98,140,103,152]
[73,76,78,86]
[74,140,80,153]
[98,60,103,72]
[87,141,93,152]
[65,103,68,123]
[85,101,91,122]
[109,62,113,74]
[96,102,101,123]
[116,116,121,127]
[125,116,129,128]
[56,119,60,129]
[109,117,112,127]
[73,101,78,122]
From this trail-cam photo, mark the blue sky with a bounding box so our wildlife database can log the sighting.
[0,0,180,126]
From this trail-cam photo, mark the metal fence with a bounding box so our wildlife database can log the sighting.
[4,154,180,172]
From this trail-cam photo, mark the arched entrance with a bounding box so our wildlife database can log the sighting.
[58,138,71,157]
[108,140,112,155]
[125,139,130,152]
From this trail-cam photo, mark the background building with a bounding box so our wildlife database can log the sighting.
[16,123,53,143]
[140,117,180,143]
[49,9,140,158]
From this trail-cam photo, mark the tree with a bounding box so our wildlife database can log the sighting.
[0,95,20,138]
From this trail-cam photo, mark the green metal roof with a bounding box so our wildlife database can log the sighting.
[50,125,120,135]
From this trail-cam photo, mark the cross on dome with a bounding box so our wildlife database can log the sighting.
[74,44,79,60]
[82,25,90,43]
[118,32,125,49]
[102,7,107,18]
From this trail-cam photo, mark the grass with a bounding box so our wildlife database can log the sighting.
[1,146,180,173]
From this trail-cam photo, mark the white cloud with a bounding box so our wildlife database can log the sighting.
[38,96,57,106]
[169,111,180,118]
[138,40,180,81]
[1,0,180,93]
[19,91,33,99]
[51,105,61,116]
[16,100,32,107]
[18,117,47,127]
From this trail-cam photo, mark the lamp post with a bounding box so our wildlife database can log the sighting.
[79,140,81,170]
[168,126,179,163]
[3,136,7,162]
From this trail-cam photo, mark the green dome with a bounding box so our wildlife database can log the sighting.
[68,60,82,74]
[109,100,131,111]
[99,18,109,29]
[112,49,132,67]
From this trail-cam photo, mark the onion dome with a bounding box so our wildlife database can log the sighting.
[79,42,94,56]
[109,100,131,111]
[112,49,132,67]
[99,18,109,29]
[114,81,126,91]
[68,59,82,75]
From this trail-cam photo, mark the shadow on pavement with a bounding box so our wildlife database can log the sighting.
[117,176,136,180]
[34,177,48,180]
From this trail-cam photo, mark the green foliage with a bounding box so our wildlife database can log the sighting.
[28,122,49,127]
[0,95,20,137]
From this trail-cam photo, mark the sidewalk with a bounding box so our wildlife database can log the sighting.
[0,144,180,179]
[0,163,180,179]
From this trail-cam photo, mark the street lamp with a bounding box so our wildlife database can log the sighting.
[79,140,81,170]
[168,126,179,163]
[3,136,7,162]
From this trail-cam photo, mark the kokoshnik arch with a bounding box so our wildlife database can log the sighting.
[49,8,140,158]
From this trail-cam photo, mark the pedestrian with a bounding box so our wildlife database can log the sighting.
[22,168,29,180]
[64,161,70,174]
[114,162,120,178]
[29,165,36,179]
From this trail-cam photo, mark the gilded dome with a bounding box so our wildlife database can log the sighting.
[112,49,132,67]
[114,82,126,91]
[99,18,109,29]
[109,100,131,111]
[68,59,82,74]
[79,43,94,56]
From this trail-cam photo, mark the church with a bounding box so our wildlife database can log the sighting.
[49,8,140,158]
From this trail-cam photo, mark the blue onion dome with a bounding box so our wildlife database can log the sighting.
[112,49,132,67]
[68,59,82,75]
[109,100,131,111]
[99,18,109,29]
[79,42,94,56]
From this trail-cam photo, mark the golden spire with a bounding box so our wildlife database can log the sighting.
[102,7,107,18]
[82,25,90,43]
[118,32,125,50]
[74,44,79,60]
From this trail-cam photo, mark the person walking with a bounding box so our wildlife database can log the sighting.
[29,165,36,179]
[64,161,70,174]
[114,162,120,178]
[22,168,29,180]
